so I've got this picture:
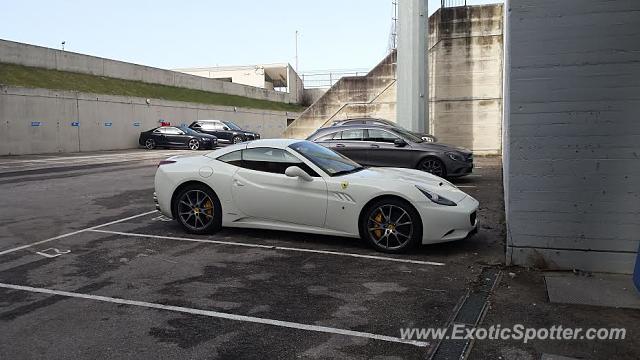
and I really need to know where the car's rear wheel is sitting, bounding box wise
[188,139,200,150]
[173,184,222,234]
[232,136,243,144]
[145,139,156,150]
[418,157,446,177]
[360,198,422,253]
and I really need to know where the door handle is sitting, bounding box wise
[335,144,346,148]
[233,179,245,187]
[370,144,380,148]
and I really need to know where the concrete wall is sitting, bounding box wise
[0,39,296,104]
[504,0,640,274]
[283,4,504,155]
[0,86,299,155]
[429,4,503,154]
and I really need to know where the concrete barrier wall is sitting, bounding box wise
[428,4,504,154]
[0,39,295,104]
[504,0,640,274]
[0,86,299,155]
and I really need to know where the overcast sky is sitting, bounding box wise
[0,0,497,73]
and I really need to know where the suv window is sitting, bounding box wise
[218,148,319,176]
[316,132,338,141]
[339,129,364,140]
[365,129,399,143]
[199,121,224,130]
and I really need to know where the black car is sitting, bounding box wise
[307,124,472,178]
[329,118,437,143]
[139,126,218,150]
[189,120,260,145]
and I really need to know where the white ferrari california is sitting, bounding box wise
[154,139,479,253]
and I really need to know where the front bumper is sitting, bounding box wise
[445,154,474,178]
[417,195,479,244]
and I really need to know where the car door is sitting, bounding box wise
[152,128,169,146]
[364,128,413,167]
[231,147,328,228]
[164,127,187,147]
[331,129,371,165]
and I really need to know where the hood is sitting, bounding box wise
[342,167,469,203]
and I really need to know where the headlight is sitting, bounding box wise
[201,137,209,141]
[422,136,434,142]
[416,185,457,206]
[447,152,464,162]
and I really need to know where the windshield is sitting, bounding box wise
[391,127,424,143]
[289,141,364,177]
[223,121,242,130]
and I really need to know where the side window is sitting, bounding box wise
[316,132,338,142]
[200,122,217,131]
[153,128,165,134]
[241,148,319,176]
[217,150,242,167]
[164,127,182,135]
[365,129,399,143]
[191,123,202,129]
[340,129,364,141]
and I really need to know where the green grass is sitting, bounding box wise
[0,62,305,112]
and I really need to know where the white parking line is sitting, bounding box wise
[0,210,158,257]
[0,282,429,347]
[89,229,445,266]
[456,185,477,189]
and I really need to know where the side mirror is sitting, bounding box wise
[394,138,407,147]
[223,126,230,131]
[285,166,313,182]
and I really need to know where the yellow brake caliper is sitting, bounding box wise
[204,199,213,217]
[373,212,383,239]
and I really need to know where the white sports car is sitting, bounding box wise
[154,139,479,253]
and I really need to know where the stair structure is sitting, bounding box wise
[283,51,397,139]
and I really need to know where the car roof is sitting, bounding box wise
[204,139,308,159]
[317,123,396,133]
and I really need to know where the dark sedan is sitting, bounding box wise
[189,120,260,144]
[307,124,472,178]
[139,126,218,150]
[329,118,437,143]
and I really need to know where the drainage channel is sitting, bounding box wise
[428,267,502,360]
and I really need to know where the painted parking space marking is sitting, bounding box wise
[0,210,158,257]
[0,282,429,347]
[89,229,446,266]
[456,185,477,189]
[35,248,70,258]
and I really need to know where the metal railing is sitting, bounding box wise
[441,0,467,7]
[301,69,370,89]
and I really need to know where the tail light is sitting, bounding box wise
[158,160,177,167]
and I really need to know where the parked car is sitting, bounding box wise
[139,126,217,150]
[329,118,437,143]
[307,124,473,178]
[188,120,260,144]
[154,139,478,253]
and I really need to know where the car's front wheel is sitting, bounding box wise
[173,184,222,234]
[145,139,156,150]
[232,136,243,144]
[360,198,422,253]
[188,139,200,150]
[418,157,446,177]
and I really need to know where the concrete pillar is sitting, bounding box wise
[396,0,428,133]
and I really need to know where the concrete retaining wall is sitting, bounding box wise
[0,86,298,155]
[0,39,295,104]
[429,4,503,154]
[504,0,640,274]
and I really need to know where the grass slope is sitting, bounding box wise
[0,62,304,112]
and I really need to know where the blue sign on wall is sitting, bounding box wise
[133,122,141,127]
[71,121,80,127]
[31,121,41,127]
[104,122,113,127]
